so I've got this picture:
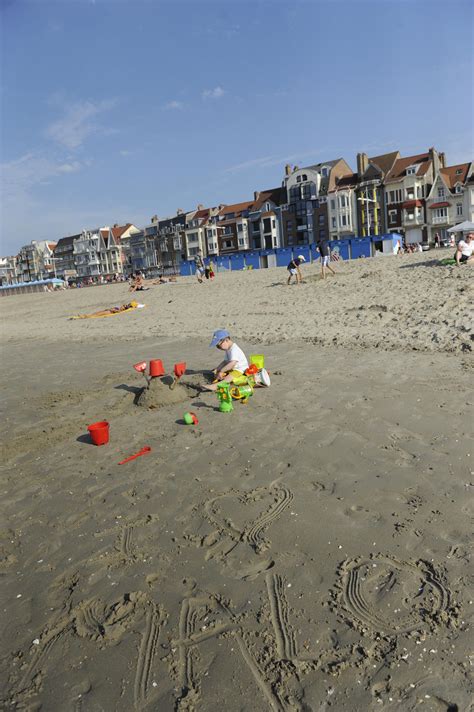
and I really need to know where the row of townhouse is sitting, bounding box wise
[128,146,473,275]
[3,146,472,284]
[2,224,141,284]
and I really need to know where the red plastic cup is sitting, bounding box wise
[149,359,165,377]
[87,420,110,446]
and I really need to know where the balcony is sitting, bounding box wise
[432,215,449,225]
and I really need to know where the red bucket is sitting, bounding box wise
[87,420,109,446]
[149,359,165,377]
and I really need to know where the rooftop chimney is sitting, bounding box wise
[439,152,446,168]
[197,203,204,210]
[429,147,440,174]
[285,164,292,176]
[254,190,260,201]
[176,208,184,215]
[150,215,159,224]
[357,152,369,177]
[293,165,299,172]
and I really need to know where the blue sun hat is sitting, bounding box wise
[210,329,230,347]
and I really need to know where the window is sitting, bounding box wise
[252,221,260,233]
[223,226,232,235]
[341,215,348,227]
[319,214,325,225]
[265,203,270,211]
[455,185,462,194]
[437,187,445,198]
[330,199,336,210]
[272,219,275,228]
[287,221,293,231]
[237,223,243,232]
[263,218,271,233]
[319,230,326,239]
[302,174,307,181]
[339,195,348,208]
[223,239,233,249]
[331,217,336,228]
[406,167,416,175]
[296,176,301,183]
[389,210,397,224]
[456,169,463,175]
[188,232,199,243]
[238,238,245,246]
[456,203,463,216]
[321,167,328,177]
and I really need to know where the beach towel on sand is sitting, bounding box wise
[439,258,456,266]
[70,302,145,319]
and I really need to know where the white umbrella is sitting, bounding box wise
[447,220,474,233]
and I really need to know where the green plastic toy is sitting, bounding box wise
[217,381,233,412]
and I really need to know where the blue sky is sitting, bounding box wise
[1,0,473,254]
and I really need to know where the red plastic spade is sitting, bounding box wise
[118,446,151,465]
[174,362,186,379]
[133,360,150,386]
[170,362,186,390]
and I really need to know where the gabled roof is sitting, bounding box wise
[368,151,400,176]
[440,163,471,190]
[253,187,285,208]
[54,235,77,250]
[218,200,254,217]
[111,223,133,240]
[385,152,431,182]
[331,172,358,191]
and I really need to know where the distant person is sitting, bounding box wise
[129,272,145,292]
[318,239,336,279]
[434,233,440,248]
[194,251,205,283]
[286,254,306,285]
[455,233,474,266]
[209,259,215,280]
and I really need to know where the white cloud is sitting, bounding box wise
[202,86,225,100]
[164,100,184,110]
[46,99,116,149]
[2,152,85,203]
[223,149,324,174]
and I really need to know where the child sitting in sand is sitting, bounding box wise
[203,329,249,391]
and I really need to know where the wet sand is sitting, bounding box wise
[1,254,473,711]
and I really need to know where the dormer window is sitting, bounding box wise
[296,176,301,183]
[455,184,462,194]
[406,166,416,175]
[321,167,328,177]
[456,169,463,175]
[302,174,307,181]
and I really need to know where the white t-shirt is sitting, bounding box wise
[225,343,249,373]
[458,240,473,257]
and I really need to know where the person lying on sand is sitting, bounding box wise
[455,233,474,266]
[71,301,141,319]
[202,329,249,391]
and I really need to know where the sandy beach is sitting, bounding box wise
[1,253,473,711]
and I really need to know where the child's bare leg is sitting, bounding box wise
[202,372,233,392]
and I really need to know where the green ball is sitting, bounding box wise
[183,412,194,425]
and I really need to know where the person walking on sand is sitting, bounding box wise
[209,259,215,280]
[455,233,474,266]
[434,232,440,248]
[318,238,336,279]
[194,251,205,283]
[286,254,306,285]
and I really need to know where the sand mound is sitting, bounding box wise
[136,376,193,409]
